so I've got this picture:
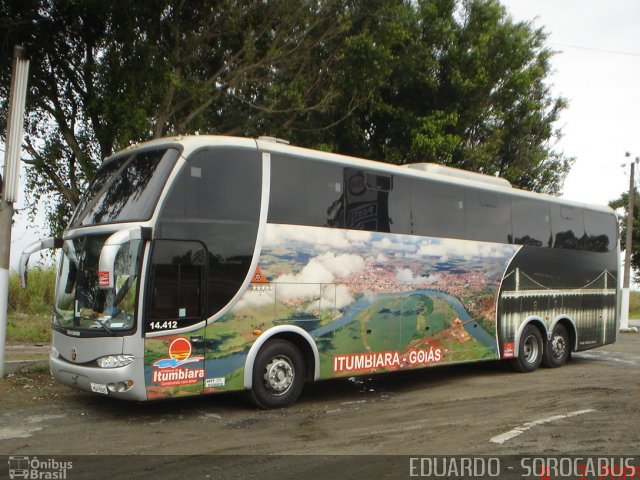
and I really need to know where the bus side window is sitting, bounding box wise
[159,148,261,317]
[386,175,412,235]
[365,173,392,191]
[342,168,389,231]
[147,240,206,329]
[412,179,466,239]
[584,210,616,252]
[269,155,306,226]
[465,188,511,243]
[511,197,551,247]
[550,205,585,249]
[305,161,344,228]
[269,155,344,228]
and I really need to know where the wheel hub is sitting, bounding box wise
[264,356,294,396]
[551,334,566,359]
[523,334,539,363]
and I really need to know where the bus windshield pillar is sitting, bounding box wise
[98,227,150,289]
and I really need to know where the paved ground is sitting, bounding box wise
[0,332,638,479]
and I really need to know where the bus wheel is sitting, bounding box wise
[250,339,304,409]
[509,324,543,373]
[542,324,570,368]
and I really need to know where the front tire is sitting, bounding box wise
[509,324,543,373]
[542,324,570,368]
[250,339,304,409]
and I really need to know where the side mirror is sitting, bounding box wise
[98,227,150,289]
[19,237,63,288]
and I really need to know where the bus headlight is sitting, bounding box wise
[96,355,135,368]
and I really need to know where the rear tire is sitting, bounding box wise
[509,324,543,373]
[542,323,570,368]
[249,339,304,409]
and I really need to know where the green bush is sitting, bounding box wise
[8,267,56,315]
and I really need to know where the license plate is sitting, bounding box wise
[91,383,108,394]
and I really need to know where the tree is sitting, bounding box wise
[0,0,573,235]
[291,0,572,195]
[1,0,366,234]
[610,192,640,280]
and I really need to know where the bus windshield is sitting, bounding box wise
[54,234,141,333]
[70,147,180,227]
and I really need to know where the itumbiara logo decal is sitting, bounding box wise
[152,338,205,386]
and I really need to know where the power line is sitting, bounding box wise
[551,42,640,58]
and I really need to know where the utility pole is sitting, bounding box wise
[620,152,639,333]
[0,45,30,376]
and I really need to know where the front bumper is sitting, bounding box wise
[50,352,147,401]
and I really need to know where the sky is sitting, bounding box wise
[500,0,640,206]
[4,0,640,270]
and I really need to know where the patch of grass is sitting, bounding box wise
[6,313,52,344]
[8,267,56,314]
[7,267,55,344]
[20,362,50,374]
[629,291,640,319]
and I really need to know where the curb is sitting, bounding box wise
[4,359,49,374]
[3,345,50,374]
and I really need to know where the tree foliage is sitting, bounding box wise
[0,0,573,234]
[300,0,572,192]
[609,191,639,280]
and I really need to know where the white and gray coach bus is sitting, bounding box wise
[20,136,618,408]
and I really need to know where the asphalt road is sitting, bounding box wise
[0,332,638,479]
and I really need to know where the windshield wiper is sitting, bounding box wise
[93,317,113,333]
[52,306,65,321]
[78,315,114,333]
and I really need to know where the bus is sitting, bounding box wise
[19,135,619,408]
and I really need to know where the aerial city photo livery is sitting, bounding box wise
[20,136,618,407]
